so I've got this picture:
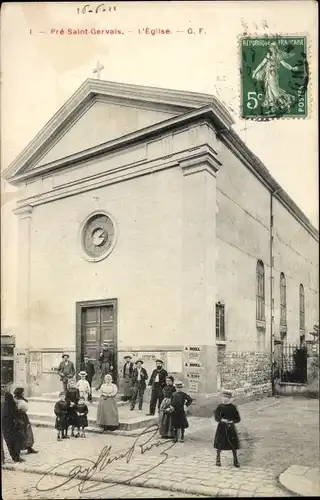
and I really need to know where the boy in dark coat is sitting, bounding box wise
[76,396,89,438]
[65,379,80,437]
[54,392,69,440]
[213,389,241,468]
[170,381,192,443]
[147,359,168,415]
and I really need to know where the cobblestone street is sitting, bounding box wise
[2,397,319,498]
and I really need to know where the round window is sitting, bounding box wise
[81,213,116,261]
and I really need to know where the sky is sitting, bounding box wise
[1,1,318,227]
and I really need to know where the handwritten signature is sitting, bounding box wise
[36,424,176,494]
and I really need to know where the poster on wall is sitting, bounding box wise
[14,348,28,385]
[166,352,183,373]
[42,352,64,373]
[184,345,202,362]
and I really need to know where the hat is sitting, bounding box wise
[79,371,87,376]
[62,353,70,358]
[84,354,89,358]
[156,359,163,364]
[135,359,144,365]
[175,381,184,388]
[124,355,132,360]
[221,389,233,398]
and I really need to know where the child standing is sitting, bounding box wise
[76,397,89,438]
[213,389,241,468]
[77,371,91,401]
[170,381,192,443]
[66,379,80,437]
[54,392,69,441]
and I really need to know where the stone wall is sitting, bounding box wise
[218,351,271,390]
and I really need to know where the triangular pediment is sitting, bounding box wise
[3,79,234,185]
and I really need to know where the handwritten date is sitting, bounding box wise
[77,4,117,15]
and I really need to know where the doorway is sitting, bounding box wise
[76,299,118,384]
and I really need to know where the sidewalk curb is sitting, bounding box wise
[29,419,145,437]
[1,463,225,497]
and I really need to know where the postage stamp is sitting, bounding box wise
[240,36,309,119]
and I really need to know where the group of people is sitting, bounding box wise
[1,386,38,464]
[56,349,242,465]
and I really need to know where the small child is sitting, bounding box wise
[66,379,80,437]
[76,396,89,438]
[76,371,91,402]
[170,381,192,443]
[213,389,241,468]
[54,392,69,441]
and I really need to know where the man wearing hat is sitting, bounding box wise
[96,343,114,390]
[147,359,168,416]
[122,355,134,402]
[57,354,75,394]
[130,360,148,411]
[80,355,95,402]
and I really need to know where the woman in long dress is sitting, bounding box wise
[96,374,119,432]
[159,376,176,438]
[1,390,24,462]
[252,41,299,113]
[13,387,38,454]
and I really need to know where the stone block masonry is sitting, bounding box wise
[218,351,272,390]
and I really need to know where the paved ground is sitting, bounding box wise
[2,397,319,498]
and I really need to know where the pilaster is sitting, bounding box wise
[180,146,221,396]
[14,204,33,349]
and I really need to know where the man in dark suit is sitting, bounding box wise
[130,360,148,411]
[57,354,75,393]
[147,359,168,415]
[81,355,95,402]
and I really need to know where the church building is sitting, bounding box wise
[3,79,319,406]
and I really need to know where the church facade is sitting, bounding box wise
[4,79,319,406]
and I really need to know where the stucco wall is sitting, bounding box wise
[26,166,183,350]
[216,145,271,352]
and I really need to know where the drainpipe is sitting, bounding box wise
[270,188,280,396]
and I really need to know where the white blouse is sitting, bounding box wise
[100,383,118,398]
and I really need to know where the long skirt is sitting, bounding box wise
[96,397,119,430]
[159,401,174,438]
[18,413,34,450]
[171,409,189,430]
[2,423,23,460]
[214,422,240,450]
[123,377,133,399]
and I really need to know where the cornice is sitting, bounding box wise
[180,145,221,177]
[3,79,234,181]
[13,204,33,218]
[6,106,228,186]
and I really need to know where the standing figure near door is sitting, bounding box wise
[130,360,148,411]
[122,355,134,402]
[57,354,75,394]
[96,343,114,390]
[147,359,168,416]
[81,355,95,402]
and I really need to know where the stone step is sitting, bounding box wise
[39,389,125,403]
[27,398,157,431]
[28,396,128,407]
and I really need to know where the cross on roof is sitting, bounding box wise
[92,61,104,80]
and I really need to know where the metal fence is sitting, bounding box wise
[279,343,308,384]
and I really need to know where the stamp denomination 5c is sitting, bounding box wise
[241,36,308,119]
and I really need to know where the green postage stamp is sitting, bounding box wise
[241,36,308,119]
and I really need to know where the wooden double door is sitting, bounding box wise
[76,299,118,384]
